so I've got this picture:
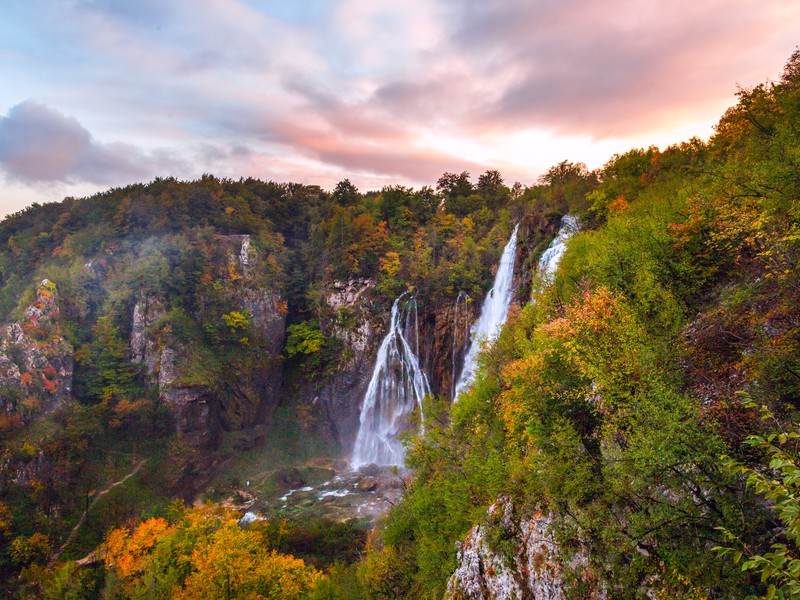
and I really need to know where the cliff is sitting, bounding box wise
[446,498,605,600]
[0,279,73,420]
[129,234,287,450]
[287,278,376,451]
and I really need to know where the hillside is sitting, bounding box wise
[0,48,798,599]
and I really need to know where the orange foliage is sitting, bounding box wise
[497,287,646,449]
[106,517,174,579]
[110,398,150,429]
[607,195,629,212]
[104,505,320,598]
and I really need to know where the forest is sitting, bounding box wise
[0,49,799,598]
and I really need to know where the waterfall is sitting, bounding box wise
[351,294,431,469]
[453,224,519,400]
[536,215,580,283]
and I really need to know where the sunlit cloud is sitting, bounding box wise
[1,0,799,217]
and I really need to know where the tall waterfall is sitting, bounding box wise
[453,224,519,400]
[351,294,430,469]
[536,215,580,283]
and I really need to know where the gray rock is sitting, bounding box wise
[446,497,605,600]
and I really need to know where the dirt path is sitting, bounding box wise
[51,457,147,564]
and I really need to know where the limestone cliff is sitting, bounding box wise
[0,279,73,417]
[129,235,286,449]
[446,497,605,600]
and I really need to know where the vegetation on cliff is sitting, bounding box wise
[0,142,542,594]
[355,48,800,598]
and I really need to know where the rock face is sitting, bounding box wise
[130,295,165,383]
[311,278,377,450]
[514,213,564,303]
[157,345,220,449]
[446,497,605,600]
[0,280,73,416]
[129,235,287,449]
[418,298,476,400]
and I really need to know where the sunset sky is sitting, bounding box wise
[1,0,798,217]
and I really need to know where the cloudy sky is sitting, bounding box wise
[1,0,798,218]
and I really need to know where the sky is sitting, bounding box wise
[1,0,799,218]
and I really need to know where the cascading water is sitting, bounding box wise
[351,294,430,469]
[453,224,519,400]
[536,215,580,283]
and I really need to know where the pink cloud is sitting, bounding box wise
[270,119,482,183]
[442,0,800,136]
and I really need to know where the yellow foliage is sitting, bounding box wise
[177,525,320,599]
[228,260,241,281]
[380,251,401,278]
[104,505,320,599]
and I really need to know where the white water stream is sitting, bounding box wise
[536,215,580,283]
[453,224,519,400]
[351,294,430,469]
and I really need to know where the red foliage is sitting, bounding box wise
[42,365,57,381]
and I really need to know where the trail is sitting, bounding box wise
[51,457,147,564]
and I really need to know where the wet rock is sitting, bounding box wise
[274,468,306,489]
[356,463,382,477]
[357,476,378,492]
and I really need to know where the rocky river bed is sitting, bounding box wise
[232,464,407,525]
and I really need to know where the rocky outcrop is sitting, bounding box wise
[515,213,564,303]
[158,345,220,448]
[130,295,165,384]
[0,280,73,416]
[129,235,287,449]
[219,288,286,431]
[446,497,605,600]
[216,234,255,272]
